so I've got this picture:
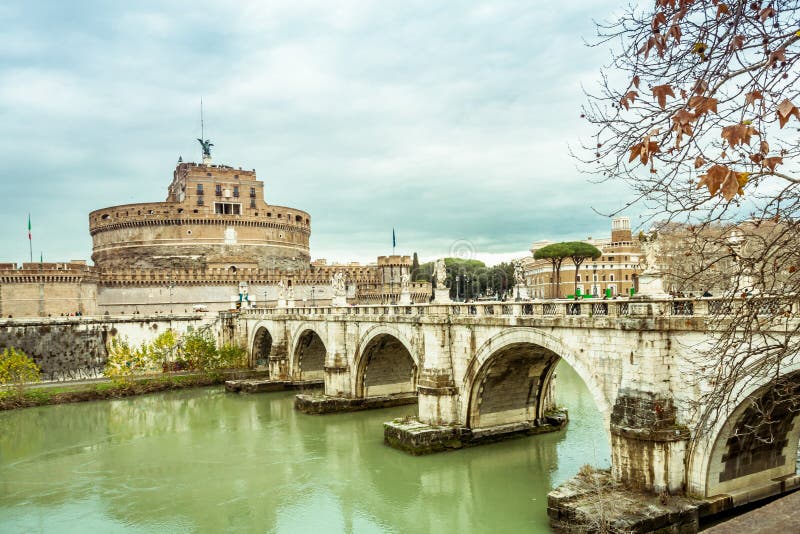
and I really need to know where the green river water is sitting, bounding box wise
[0,362,609,533]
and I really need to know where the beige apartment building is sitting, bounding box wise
[521,217,642,299]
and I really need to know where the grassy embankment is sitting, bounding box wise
[0,369,268,411]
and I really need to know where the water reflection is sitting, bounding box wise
[0,362,609,533]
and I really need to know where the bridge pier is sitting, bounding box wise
[609,389,690,494]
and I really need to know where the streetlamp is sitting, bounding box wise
[455,275,461,301]
[311,285,316,306]
[592,264,598,297]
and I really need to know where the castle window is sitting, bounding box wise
[250,199,256,208]
[101,214,110,220]
[206,172,212,177]
[295,215,302,222]
[196,184,203,195]
[250,187,256,198]
[233,186,239,198]
[610,274,615,281]
[267,212,272,217]
[197,198,204,206]
[214,202,241,215]
[215,185,222,196]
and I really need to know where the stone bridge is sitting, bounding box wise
[231,297,800,507]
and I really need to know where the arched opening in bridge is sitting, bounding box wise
[293,330,326,381]
[704,370,800,498]
[252,327,272,369]
[467,342,560,430]
[357,334,417,398]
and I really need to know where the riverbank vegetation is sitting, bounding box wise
[0,330,253,412]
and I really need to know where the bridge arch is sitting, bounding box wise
[353,324,418,399]
[688,364,800,498]
[289,323,328,381]
[250,323,274,368]
[461,327,612,430]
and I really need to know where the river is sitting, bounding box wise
[0,362,610,533]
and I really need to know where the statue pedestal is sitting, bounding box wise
[516,287,529,301]
[433,288,451,303]
[398,291,412,305]
[331,294,347,307]
[287,299,295,308]
[276,299,287,308]
[635,272,670,300]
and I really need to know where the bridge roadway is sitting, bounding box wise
[231,296,800,511]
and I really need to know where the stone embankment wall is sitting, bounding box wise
[0,315,212,381]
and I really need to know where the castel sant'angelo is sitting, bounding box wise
[0,142,430,317]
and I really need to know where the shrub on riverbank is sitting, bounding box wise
[0,347,41,397]
[104,328,248,383]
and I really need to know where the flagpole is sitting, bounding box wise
[28,213,32,263]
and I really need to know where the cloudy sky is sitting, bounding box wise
[1,0,635,266]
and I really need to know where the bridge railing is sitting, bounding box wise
[242,296,798,320]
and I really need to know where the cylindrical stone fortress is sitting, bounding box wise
[89,161,311,271]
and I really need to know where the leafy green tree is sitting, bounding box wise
[565,242,602,297]
[0,347,41,395]
[534,243,572,298]
[217,344,248,369]
[182,329,218,371]
[104,337,160,382]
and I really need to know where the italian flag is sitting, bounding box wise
[28,213,31,241]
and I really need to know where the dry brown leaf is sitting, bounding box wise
[692,79,708,95]
[620,90,639,110]
[628,139,660,165]
[689,95,718,115]
[721,124,757,147]
[697,164,731,197]
[763,157,783,172]
[744,90,763,108]
[777,99,800,128]
[632,75,640,89]
[749,153,764,164]
[759,6,776,22]
[694,156,705,168]
[652,12,667,31]
[672,109,696,125]
[729,35,745,51]
[760,140,769,154]
[652,84,675,109]
[768,48,786,67]
[657,0,676,8]
[716,3,729,18]
[668,24,682,43]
